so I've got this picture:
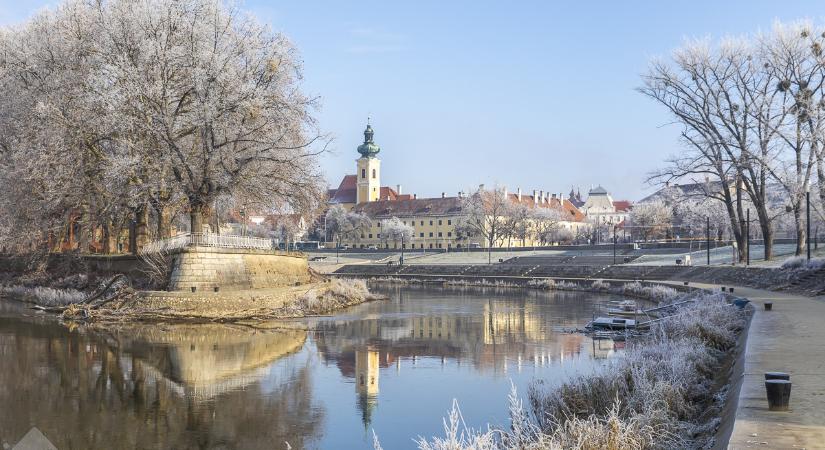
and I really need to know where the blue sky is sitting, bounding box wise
[2,1,823,200]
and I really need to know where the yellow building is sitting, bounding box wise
[328,122,589,249]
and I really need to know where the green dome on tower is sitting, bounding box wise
[357,122,381,158]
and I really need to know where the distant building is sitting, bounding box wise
[580,185,631,227]
[327,121,589,249]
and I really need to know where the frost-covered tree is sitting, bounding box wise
[629,200,673,241]
[0,0,325,255]
[379,217,414,249]
[532,207,566,246]
[457,186,510,263]
[325,205,371,250]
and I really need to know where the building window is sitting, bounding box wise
[438,220,442,225]
[361,234,364,239]
[429,243,433,249]
[402,244,406,249]
[429,232,433,237]
[368,234,372,238]
[437,243,442,248]
[448,220,452,225]
[377,222,381,227]
[372,169,376,179]
[448,232,452,237]
[429,220,433,226]
[420,233,424,237]
[438,232,442,237]
[377,233,381,238]
[420,220,424,226]
[361,168,366,178]
[403,221,406,225]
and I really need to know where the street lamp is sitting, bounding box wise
[807,190,812,261]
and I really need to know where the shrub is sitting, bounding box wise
[0,284,86,306]
[591,280,610,291]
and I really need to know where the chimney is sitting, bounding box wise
[479,184,485,192]
[503,187,508,199]
[441,192,446,198]
[414,193,417,199]
[396,184,402,195]
[539,190,544,204]
[533,190,538,205]
[517,187,522,201]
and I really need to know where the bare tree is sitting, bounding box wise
[458,186,510,264]
[629,200,673,241]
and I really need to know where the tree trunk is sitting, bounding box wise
[135,204,149,251]
[102,221,116,254]
[190,204,205,234]
[793,203,806,256]
[156,204,172,239]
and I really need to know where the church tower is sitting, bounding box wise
[356,121,381,204]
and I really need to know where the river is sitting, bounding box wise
[0,284,632,449]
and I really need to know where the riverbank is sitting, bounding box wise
[664,282,825,449]
[409,289,751,449]
[0,272,384,323]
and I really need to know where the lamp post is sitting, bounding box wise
[746,208,750,266]
[706,216,711,266]
[612,225,617,265]
[400,234,405,265]
[807,190,811,261]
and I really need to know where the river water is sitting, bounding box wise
[0,285,630,449]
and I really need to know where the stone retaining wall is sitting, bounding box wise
[168,247,309,292]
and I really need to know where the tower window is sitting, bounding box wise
[372,169,376,179]
[361,168,366,178]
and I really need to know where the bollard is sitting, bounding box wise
[764,302,773,311]
[765,379,791,411]
[764,372,790,381]
[190,286,197,293]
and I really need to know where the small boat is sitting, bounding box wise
[606,308,648,318]
[617,300,637,311]
[588,317,638,330]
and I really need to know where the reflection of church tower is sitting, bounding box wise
[356,120,381,204]
[355,348,380,428]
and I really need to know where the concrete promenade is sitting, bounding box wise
[676,282,825,449]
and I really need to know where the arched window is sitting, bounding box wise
[361,168,366,178]
[372,169,376,179]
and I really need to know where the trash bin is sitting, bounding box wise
[764,372,790,381]
[765,379,791,411]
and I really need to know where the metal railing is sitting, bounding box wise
[140,232,273,254]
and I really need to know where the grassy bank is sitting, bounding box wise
[1,271,382,323]
[407,292,749,450]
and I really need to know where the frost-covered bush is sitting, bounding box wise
[781,256,825,271]
[620,281,678,301]
[591,280,610,291]
[527,278,555,290]
[294,278,373,314]
[0,285,86,306]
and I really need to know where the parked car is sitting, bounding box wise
[469,242,481,249]
[341,244,351,250]
[367,244,378,250]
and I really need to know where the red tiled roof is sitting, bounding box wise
[379,186,398,201]
[352,197,464,217]
[351,194,586,222]
[330,175,357,204]
[613,200,632,212]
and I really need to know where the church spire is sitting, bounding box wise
[357,119,380,157]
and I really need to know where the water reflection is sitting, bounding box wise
[0,285,629,449]
[0,314,322,449]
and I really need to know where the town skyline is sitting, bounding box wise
[3,0,824,200]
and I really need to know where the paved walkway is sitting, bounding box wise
[681,283,825,449]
